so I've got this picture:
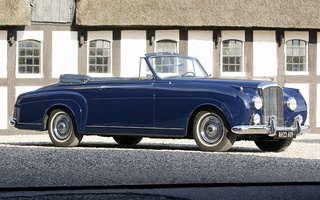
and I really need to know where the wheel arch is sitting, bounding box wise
[44,101,87,133]
[186,105,231,139]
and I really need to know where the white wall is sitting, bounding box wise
[0,87,7,129]
[188,31,213,75]
[317,32,320,76]
[317,84,320,127]
[16,31,44,78]
[120,31,146,77]
[52,31,78,78]
[221,30,245,77]
[285,83,310,126]
[0,31,7,78]
[15,86,42,100]
[87,31,113,77]
[253,31,277,77]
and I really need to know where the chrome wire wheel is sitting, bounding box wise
[198,114,224,145]
[53,114,72,140]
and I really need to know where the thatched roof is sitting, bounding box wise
[0,0,30,26]
[76,0,320,29]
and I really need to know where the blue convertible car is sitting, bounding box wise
[10,52,310,152]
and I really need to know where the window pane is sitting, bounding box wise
[97,49,103,56]
[223,57,228,64]
[97,66,103,73]
[27,58,33,65]
[90,49,95,56]
[34,49,40,56]
[104,66,109,73]
[286,40,307,72]
[89,40,111,74]
[89,58,95,64]
[19,41,25,48]
[34,66,40,73]
[34,58,39,65]
[97,57,103,64]
[26,49,33,56]
[89,65,96,73]
[19,66,25,73]
[293,40,299,46]
[26,41,33,48]
[19,49,25,56]
[26,66,33,73]
[89,41,96,48]
[222,40,243,72]
[19,58,25,65]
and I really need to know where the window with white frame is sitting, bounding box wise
[156,40,177,53]
[89,40,111,74]
[222,40,243,72]
[18,40,41,74]
[286,39,306,72]
[155,40,178,74]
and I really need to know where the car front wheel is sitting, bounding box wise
[193,111,236,152]
[254,139,293,152]
[48,109,83,147]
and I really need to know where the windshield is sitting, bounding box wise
[149,56,208,79]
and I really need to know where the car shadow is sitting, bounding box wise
[1,141,263,153]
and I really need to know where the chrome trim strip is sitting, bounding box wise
[231,115,310,136]
[86,125,184,131]
[257,82,281,90]
[14,122,42,126]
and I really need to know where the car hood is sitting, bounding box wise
[166,77,274,89]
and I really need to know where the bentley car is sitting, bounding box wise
[10,52,310,152]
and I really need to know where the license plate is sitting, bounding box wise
[276,131,296,139]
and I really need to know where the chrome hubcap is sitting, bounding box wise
[199,115,224,145]
[53,114,71,140]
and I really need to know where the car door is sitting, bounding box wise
[96,79,155,131]
[154,80,197,136]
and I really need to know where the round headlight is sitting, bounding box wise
[287,97,297,111]
[253,96,263,110]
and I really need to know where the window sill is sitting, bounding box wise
[285,71,309,76]
[16,74,43,78]
[221,72,246,77]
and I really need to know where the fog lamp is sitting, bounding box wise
[253,114,261,125]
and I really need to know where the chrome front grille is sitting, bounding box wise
[261,85,284,126]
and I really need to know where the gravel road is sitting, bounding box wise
[0,133,319,188]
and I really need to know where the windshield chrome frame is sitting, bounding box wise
[146,55,209,80]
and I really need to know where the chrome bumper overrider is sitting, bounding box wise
[9,119,16,127]
[231,115,310,137]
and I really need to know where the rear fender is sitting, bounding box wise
[43,91,88,133]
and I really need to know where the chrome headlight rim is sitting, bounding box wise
[287,97,297,111]
[253,96,263,110]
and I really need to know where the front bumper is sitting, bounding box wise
[231,115,310,137]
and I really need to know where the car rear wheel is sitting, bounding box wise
[113,136,143,145]
[193,111,236,152]
[254,139,293,152]
[48,109,83,147]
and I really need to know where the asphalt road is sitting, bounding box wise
[0,133,320,199]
